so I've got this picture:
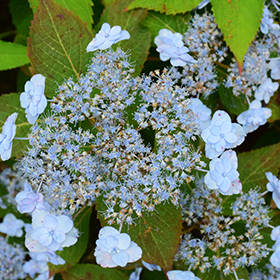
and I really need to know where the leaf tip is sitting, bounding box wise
[237,60,243,75]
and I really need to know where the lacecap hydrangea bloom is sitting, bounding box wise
[20,74,47,125]
[86,22,130,52]
[201,110,245,159]
[94,226,142,268]
[25,209,78,252]
[0,112,17,161]
[155,29,197,67]
[237,100,271,133]
[204,150,242,195]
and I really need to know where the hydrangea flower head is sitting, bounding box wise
[167,270,201,280]
[255,78,279,103]
[86,23,130,52]
[155,29,197,67]
[25,209,78,252]
[237,100,271,133]
[204,150,241,195]
[94,226,142,268]
[0,213,24,237]
[23,258,49,279]
[20,74,47,125]
[266,172,280,208]
[201,110,245,159]
[0,112,17,161]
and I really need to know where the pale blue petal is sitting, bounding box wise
[112,251,129,267]
[116,233,131,250]
[43,215,58,230]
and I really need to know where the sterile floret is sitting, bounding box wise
[86,23,130,52]
[0,112,17,161]
[255,78,279,103]
[237,100,271,133]
[204,150,242,195]
[167,270,201,280]
[155,29,197,67]
[20,74,47,125]
[201,110,245,159]
[94,226,142,268]
[0,213,24,237]
[266,172,280,209]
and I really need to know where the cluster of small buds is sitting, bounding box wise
[0,167,27,206]
[180,13,226,97]
[176,179,270,276]
[225,41,270,97]
[0,236,27,280]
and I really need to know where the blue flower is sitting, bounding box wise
[94,226,142,268]
[20,74,47,124]
[86,23,130,52]
[255,78,279,103]
[266,172,280,209]
[237,100,271,133]
[201,110,245,159]
[0,112,17,161]
[0,213,24,237]
[270,58,280,80]
[15,190,49,214]
[25,209,78,252]
[167,270,201,280]
[154,29,197,67]
[204,150,242,195]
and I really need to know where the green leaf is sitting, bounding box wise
[218,84,249,115]
[267,91,280,122]
[9,0,33,37]
[125,0,201,15]
[211,0,264,67]
[0,93,31,159]
[0,41,29,71]
[196,267,249,280]
[238,142,280,192]
[60,264,128,280]
[28,0,93,25]
[28,0,93,98]
[97,0,151,75]
[143,11,191,45]
[50,206,93,274]
[97,198,182,272]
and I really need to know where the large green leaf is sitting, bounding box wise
[125,0,201,15]
[0,93,31,159]
[28,0,93,25]
[60,264,128,280]
[238,142,280,192]
[0,41,29,71]
[143,11,190,45]
[28,0,93,98]
[50,206,93,274]
[97,198,182,272]
[97,0,151,75]
[211,0,263,68]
